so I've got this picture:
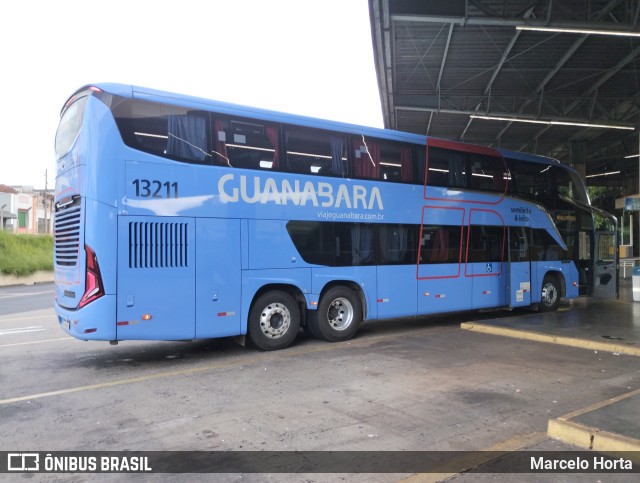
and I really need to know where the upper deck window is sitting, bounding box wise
[352,137,414,183]
[112,99,211,164]
[509,159,588,204]
[285,127,347,177]
[214,118,279,169]
[427,146,508,193]
[109,98,430,187]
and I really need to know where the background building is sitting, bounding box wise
[0,184,53,235]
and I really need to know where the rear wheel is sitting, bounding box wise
[308,286,362,342]
[248,291,300,351]
[539,274,560,312]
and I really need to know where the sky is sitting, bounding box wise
[0,0,383,189]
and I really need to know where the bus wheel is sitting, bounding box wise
[540,275,560,312]
[248,291,300,351]
[309,286,362,342]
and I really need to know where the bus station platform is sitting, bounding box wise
[461,277,640,456]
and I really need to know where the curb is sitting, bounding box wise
[0,271,54,287]
[460,322,640,357]
[547,388,640,459]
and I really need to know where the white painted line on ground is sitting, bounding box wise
[0,314,54,323]
[0,337,72,348]
[0,290,55,299]
[0,326,46,336]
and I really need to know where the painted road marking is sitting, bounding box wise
[0,337,72,348]
[0,326,45,335]
[0,290,55,299]
[0,314,54,323]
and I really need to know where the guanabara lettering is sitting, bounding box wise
[218,174,384,210]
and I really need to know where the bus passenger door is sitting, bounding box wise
[466,210,506,310]
[507,227,531,308]
[592,231,618,299]
[117,216,196,340]
[195,218,242,338]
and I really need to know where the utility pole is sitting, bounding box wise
[44,170,49,235]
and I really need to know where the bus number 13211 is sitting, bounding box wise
[132,179,179,199]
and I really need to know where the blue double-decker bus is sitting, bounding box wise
[54,84,617,350]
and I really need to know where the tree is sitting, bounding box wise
[587,186,623,214]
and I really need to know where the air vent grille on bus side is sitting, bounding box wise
[54,200,81,267]
[128,222,189,268]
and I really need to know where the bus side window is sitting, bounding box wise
[377,224,415,264]
[286,221,335,266]
[425,147,449,187]
[509,158,547,201]
[509,227,530,262]
[214,119,280,170]
[166,111,210,164]
[352,137,380,180]
[285,127,347,177]
[468,225,504,263]
[352,137,414,183]
[112,99,212,165]
[380,141,413,183]
[467,153,507,193]
[426,147,466,188]
[531,229,568,261]
[420,225,462,264]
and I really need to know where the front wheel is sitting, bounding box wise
[248,291,300,351]
[539,275,560,312]
[308,286,362,342]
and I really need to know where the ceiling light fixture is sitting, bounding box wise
[624,154,640,159]
[586,171,621,178]
[516,25,640,38]
[469,115,635,131]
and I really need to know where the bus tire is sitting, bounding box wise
[308,286,362,342]
[539,274,560,312]
[248,291,300,351]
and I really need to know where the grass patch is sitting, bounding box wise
[0,232,54,277]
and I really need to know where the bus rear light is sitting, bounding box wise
[63,94,77,110]
[78,245,105,308]
[84,328,97,334]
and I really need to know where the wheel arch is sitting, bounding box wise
[248,283,308,326]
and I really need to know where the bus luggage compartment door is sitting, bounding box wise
[195,218,241,338]
[117,216,196,340]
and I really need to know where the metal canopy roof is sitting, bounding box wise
[369,0,640,183]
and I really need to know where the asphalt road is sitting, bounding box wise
[0,282,56,316]
[1,284,638,482]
